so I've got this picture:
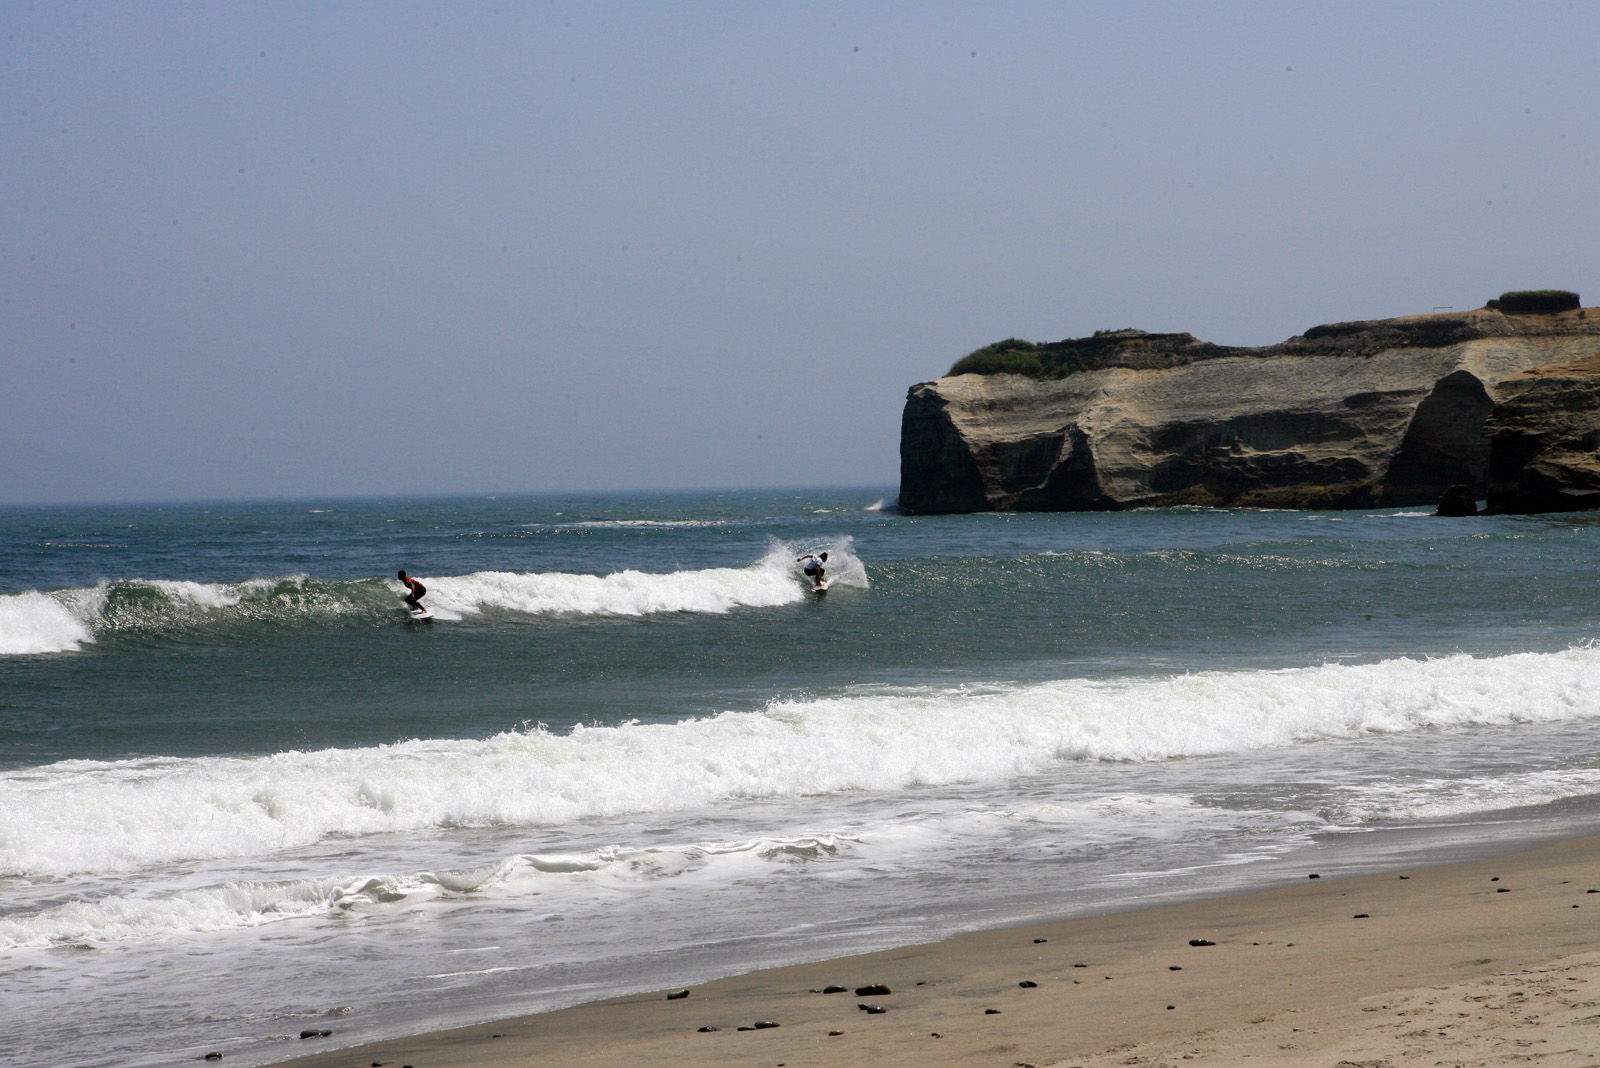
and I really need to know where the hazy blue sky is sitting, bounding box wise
[4,1,1597,504]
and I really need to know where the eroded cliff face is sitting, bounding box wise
[1487,355,1600,514]
[900,307,1600,513]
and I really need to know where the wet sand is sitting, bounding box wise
[268,833,1600,1068]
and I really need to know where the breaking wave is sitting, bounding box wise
[7,645,1600,879]
[0,541,867,653]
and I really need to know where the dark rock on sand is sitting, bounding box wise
[299,1029,332,1039]
[858,1003,887,1014]
[821,984,848,993]
[1019,980,1037,988]
[666,989,689,999]
[1354,913,1370,918]
[1309,873,1320,879]
[1033,938,1047,943]
[855,984,891,996]
[985,1008,1001,1014]
[203,1054,222,1062]
[697,1026,718,1032]
[752,1020,780,1029]
[1169,966,1182,971]
[1188,938,1215,946]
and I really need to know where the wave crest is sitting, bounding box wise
[0,541,868,653]
[6,646,1600,878]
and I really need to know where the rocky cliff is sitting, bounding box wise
[900,304,1600,514]
[1486,354,1600,513]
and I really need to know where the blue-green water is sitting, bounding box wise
[6,489,1600,1067]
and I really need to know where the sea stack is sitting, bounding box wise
[899,292,1600,515]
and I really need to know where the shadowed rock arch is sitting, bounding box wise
[1380,370,1493,505]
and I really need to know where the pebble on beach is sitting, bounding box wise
[298,1030,332,1040]
[821,984,848,994]
[666,989,690,999]
[697,1026,718,1033]
[1019,980,1038,988]
[985,1008,1001,1014]
[858,1003,887,1014]
[1188,938,1215,946]
[854,984,891,996]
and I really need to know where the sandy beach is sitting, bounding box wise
[267,832,1600,1068]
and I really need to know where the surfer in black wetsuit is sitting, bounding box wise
[797,551,828,589]
[398,570,427,612]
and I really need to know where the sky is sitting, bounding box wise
[3,1,1597,505]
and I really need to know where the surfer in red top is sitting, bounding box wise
[398,570,427,612]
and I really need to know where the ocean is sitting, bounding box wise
[5,488,1600,1067]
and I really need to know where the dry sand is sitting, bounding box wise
[269,834,1600,1068]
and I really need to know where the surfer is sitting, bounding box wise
[796,551,828,589]
[398,570,427,612]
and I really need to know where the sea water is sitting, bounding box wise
[5,489,1600,1067]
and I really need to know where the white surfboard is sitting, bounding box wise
[811,580,829,593]
[405,606,433,621]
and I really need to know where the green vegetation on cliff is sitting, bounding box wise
[945,295,1586,381]
[1487,290,1581,315]
[948,329,1219,378]
[948,338,1045,376]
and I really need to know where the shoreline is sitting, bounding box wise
[266,829,1600,1068]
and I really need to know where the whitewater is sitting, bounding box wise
[5,490,1600,1068]
[0,540,867,654]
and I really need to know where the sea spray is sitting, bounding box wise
[0,590,95,654]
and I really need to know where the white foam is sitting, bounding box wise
[1336,768,1600,823]
[7,646,1600,880]
[145,579,249,609]
[0,832,864,948]
[547,519,735,529]
[0,591,96,654]
[415,542,864,621]
[0,546,854,650]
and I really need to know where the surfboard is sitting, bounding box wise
[811,580,829,594]
[405,606,433,621]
